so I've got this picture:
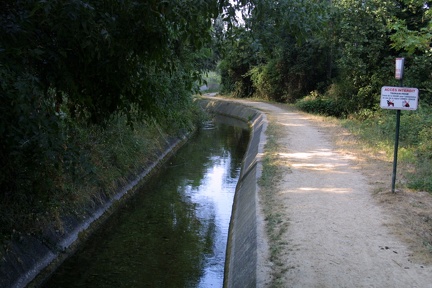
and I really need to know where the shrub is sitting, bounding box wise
[296,91,349,117]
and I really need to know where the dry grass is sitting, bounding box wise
[259,121,292,287]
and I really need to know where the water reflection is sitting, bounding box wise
[44,120,249,288]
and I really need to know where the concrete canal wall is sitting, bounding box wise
[1,137,189,288]
[1,97,268,288]
[199,98,269,288]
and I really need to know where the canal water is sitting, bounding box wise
[43,117,250,288]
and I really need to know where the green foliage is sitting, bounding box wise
[0,111,199,242]
[331,0,393,110]
[248,0,328,49]
[248,60,285,101]
[218,26,259,97]
[0,0,227,245]
[330,0,432,111]
[220,0,331,101]
[411,122,432,191]
[388,0,432,54]
[403,50,432,104]
[0,0,223,125]
[1,0,431,250]
[296,91,349,117]
[390,21,432,54]
[220,0,431,114]
[201,71,221,92]
[0,67,78,221]
[342,105,432,192]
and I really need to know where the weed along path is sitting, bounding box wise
[218,98,432,287]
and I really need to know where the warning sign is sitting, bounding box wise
[380,86,419,110]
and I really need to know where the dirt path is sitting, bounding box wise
[230,99,432,287]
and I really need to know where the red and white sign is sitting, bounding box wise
[380,86,419,110]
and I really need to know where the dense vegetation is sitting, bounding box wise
[0,0,431,260]
[0,0,240,246]
[219,0,432,191]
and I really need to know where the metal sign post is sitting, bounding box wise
[392,110,401,193]
[380,58,419,193]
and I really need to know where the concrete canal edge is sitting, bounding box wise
[1,136,189,288]
[1,97,269,288]
[199,98,270,288]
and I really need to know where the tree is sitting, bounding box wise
[219,25,261,97]
[331,0,432,109]
[219,0,331,101]
[388,0,432,103]
[0,0,228,124]
[0,0,239,234]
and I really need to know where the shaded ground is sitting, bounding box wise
[225,98,432,287]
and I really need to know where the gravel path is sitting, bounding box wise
[231,99,432,288]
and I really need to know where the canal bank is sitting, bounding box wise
[199,98,270,288]
[2,135,189,288]
[1,98,269,288]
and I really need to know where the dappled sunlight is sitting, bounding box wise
[277,113,310,120]
[275,115,310,127]
[280,186,353,195]
[296,187,353,194]
[279,122,306,127]
[291,162,349,173]
[275,148,363,191]
[275,149,361,174]
[280,150,333,160]
[278,149,359,163]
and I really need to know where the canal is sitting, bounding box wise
[43,116,250,288]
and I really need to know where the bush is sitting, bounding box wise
[249,60,286,102]
[0,99,201,247]
[346,104,432,192]
[410,122,432,191]
[296,91,349,117]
